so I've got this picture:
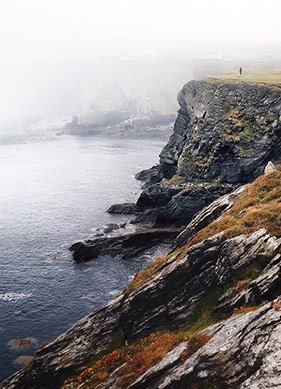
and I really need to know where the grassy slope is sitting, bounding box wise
[205,70,281,86]
[63,170,281,388]
[126,168,281,293]
[63,76,281,388]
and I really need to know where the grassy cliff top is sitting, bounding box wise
[205,70,281,86]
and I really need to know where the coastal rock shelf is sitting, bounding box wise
[70,227,182,262]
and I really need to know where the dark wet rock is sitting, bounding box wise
[154,182,237,226]
[136,181,185,209]
[135,165,164,186]
[107,203,136,214]
[70,227,183,262]
[130,80,281,227]
[175,184,246,248]
[133,181,237,226]
[158,80,281,185]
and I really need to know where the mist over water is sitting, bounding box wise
[0,56,194,143]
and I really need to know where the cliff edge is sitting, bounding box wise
[2,72,281,389]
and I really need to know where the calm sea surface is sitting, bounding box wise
[0,137,166,382]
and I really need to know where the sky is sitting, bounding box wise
[0,0,281,60]
[0,0,280,135]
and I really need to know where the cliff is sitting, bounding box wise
[132,76,281,226]
[159,79,281,183]
[2,73,281,389]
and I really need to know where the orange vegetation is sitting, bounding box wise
[180,333,213,360]
[232,305,261,316]
[63,332,212,388]
[125,170,281,294]
[235,279,251,292]
[175,170,281,259]
[124,256,166,295]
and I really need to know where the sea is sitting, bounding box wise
[0,136,167,382]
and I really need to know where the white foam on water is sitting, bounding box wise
[108,289,119,297]
[0,292,32,302]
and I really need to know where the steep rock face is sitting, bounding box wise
[128,303,281,389]
[175,185,246,247]
[159,80,281,184]
[3,81,281,389]
[131,80,281,227]
[3,224,281,389]
[135,181,236,226]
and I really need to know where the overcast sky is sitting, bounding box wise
[0,0,280,134]
[0,0,281,59]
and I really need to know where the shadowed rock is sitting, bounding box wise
[107,203,136,214]
[70,227,183,262]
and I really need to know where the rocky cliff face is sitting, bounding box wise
[159,80,281,183]
[2,79,281,389]
[3,167,281,389]
[129,80,281,228]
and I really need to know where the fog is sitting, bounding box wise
[0,0,281,141]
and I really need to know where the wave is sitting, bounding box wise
[0,292,32,302]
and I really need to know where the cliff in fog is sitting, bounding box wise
[2,72,281,389]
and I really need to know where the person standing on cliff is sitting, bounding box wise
[239,67,242,75]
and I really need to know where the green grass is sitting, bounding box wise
[205,70,281,86]
[179,289,225,334]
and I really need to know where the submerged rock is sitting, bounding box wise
[7,338,38,352]
[13,356,33,368]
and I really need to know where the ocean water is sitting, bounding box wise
[0,136,166,382]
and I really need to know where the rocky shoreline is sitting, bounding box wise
[70,78,281,264]
[70,226,182,262]
[2,76,281,388]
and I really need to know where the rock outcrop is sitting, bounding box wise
[2,78,281,389]
[70,227,182,262]
[264,160,277,174]
[105,80,281,262]
[158,80,281,184]
[128,303,281,389]
[130,79,281,227]
[3,217,281,388]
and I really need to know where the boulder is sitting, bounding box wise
[107,203,136,214]
[264,160,277,174]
